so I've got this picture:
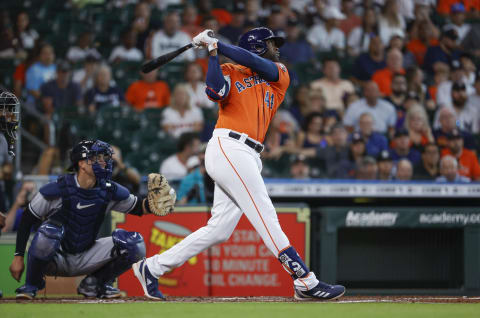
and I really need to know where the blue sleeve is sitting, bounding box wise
[217,42,279,82]
[205,55,230,101]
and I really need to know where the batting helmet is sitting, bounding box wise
[238,27,285,56]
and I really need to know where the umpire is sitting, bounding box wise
[9,139,175,299]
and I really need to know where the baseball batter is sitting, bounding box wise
[133,27,345,301]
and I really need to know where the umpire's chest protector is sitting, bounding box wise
[40,174,128,254]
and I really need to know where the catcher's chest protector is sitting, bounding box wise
[45,174,114,254]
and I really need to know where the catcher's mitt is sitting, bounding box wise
[146,173,176,216]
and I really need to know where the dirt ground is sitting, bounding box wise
[2,295,480,304]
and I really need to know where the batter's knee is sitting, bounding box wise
[30,222,64,261]
[112,229,146,263]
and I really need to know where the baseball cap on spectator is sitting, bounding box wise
[351,132,363,143]
[442,28,458,41]
[447,128,463,140]
[377,150,392,162]
[394,128,409,138]
[451,3,466,13]
[323,6,346,20]
[452,81,467,91]
[56,60,71,72]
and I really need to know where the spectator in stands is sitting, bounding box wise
[184,62,215,109]
[160,132,201,181]
[125,68,170,112]
[444,3,471,43]
[437,0,480,16]
[389,128,421,165]
[149,11,195,62]
[288,85,311,128]
[466,70,480,114]
[40,60,82,118]
[378,0,406,45]
[357,112,388,158]
[377,150,394,180]
[13,46,37,98]
[219,2,246,44]
[387,35,416,69]
[0,11,16,58]
[262,113,296,160]
[266,5,288,34]
[384,73,407,117]
[162,83,204,139]
[177,149,208,204]
[436,60,475,109]
[343,81,396,136]
[372,48,405,96]
[460,53,476,87]
[108,29,143,64]
[111,145,141,195]
[407,19,439,66]
[84,64,124,114]
[406,66,434,110]
[13,11,38,52]
[441,128,480,181]
[181,4,202,39]
[307,6,346,53]
[436,155,471,183]
[355,156,378,180]
[310,57,355,114]
[395,159,413,181]
[66,31,101,63]
[244,0,262,26]
[461,23,480,58]
[318,123,350,179]
[423,28,461,75]
[131,1,153,53]
[435,81,479,134]
[1,181,36,233]
[295,112,328,156]
[338,0,361,36]
[25,43,56,104]
[289,154,311,180]
[346,132,367,178]
[72,52,100,94]
[279,18,314,65]
[413,143,441,181]
[353,36,386,82]
[405,104,434,151]
[434,106,476,150]
[347,7,378,57]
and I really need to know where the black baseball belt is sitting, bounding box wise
[228,131,264,153]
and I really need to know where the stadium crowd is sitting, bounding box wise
[0,0,480,210]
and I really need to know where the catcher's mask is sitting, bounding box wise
[69,139,114,182]
[0,90,20,157]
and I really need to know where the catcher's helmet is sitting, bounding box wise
[238,27,285,56]
[0,89,20,157]
[69,139,114,182]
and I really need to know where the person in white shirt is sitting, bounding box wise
[66,31,101,63]
[162,83,204,139]
[347,7,378,56]
[72,53,100,94]
[343,81,396,135]
[378,0,405,45]
[436,60,475,109]
[109,29,143,63]
[444,3,471,43]
[149,11,195,62]
[183,62,215,109]
[159,132,201,181]
[307,6,346,52]
[310,57,355,113]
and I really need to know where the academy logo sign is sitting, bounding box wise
[345,210,398,227]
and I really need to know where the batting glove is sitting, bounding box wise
[193,29,218,52]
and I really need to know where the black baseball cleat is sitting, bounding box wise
[294,281,346,301]
[77,276,122,299]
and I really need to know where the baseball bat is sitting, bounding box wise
[141,31,214,73]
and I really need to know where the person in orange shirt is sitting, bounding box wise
[371,48,405,96]
[406,20,439,65]
[437,0,480,16]
[125,68,170,111]
[132,27,345,302]
[441,128,480,180]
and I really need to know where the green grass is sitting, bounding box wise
[2,303,480,318]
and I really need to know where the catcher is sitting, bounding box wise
[9,139,176,299]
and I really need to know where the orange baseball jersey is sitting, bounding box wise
[213,62,290,143]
